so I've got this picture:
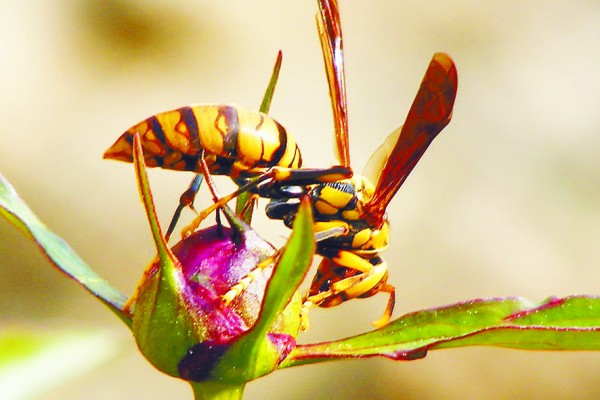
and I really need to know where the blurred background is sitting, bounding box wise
[1,0,599,398]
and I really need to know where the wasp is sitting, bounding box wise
[103,52,347,238]
[105,0,458,329]
[201,0,458,328]
[104,102,351,238]
[244,0,458,328]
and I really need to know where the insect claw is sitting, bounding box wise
[370,313,391,328]
[221,257,275,306]
[221,287,239,306]
[300,300,315,331]
[181,222,198,239]
[371,284,395,328]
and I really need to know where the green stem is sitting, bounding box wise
[190,381,246,400]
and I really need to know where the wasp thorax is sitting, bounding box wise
[350,175,375,211]
[311,175,375,221]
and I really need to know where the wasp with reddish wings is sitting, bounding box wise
[261,0,458,327]
[105,0,458,328]
[215,0,458,328]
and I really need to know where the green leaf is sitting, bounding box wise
[213,197,313,382]
[281,295,600,367]
[0,174,131,326]
[259,50,283,115]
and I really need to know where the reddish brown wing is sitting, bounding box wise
[364,53,458,225]
[317,0,350,168]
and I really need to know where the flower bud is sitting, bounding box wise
[131,223,302,383]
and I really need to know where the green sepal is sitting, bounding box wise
[129,132,208,377]
[210,197,312,382]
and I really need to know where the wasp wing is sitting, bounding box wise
[364,53,458,223]
[317,0,350,168]
[362,126,401,189]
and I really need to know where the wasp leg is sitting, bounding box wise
[300,300,315,331]
[179,155,236,237]
[370,283,395,328]
[299,271,379,331]
[221,252,279,305]
[252,165,352,198]
[303,250,394,329]
[165,174,204,242]
[180,171,273,237]
[181,165,349,238]
[221,224,346,311]
[274,165,351,184]
[123,254,161,315]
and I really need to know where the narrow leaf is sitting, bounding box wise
[259,50,283,115]
[236,50,283,221]
[0,174,131,325]
[281,295,600,367]
[132,132,173,262]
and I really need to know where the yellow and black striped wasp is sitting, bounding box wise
[258,0,459,327]
[105,104,303,179]
[104,95,351,240]
[105,0,458,328]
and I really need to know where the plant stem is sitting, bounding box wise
[190,381,246,400]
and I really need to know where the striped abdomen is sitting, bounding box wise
[104,104,302,177]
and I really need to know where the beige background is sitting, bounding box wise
[1,0,599,399]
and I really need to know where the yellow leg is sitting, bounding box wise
[181,203,223,238]
[329,250,375,273]
[221,252,279,305]
[300,299,315,331]
[304,271,369,306]
[178,154,226,238]
[370,283,395,328]
[302,250,394,329]
[300,273,370,332]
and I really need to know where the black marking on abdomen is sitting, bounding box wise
[291,145,302,168]
[149,116,167,147]
[180,106,201,153]
[218,105,239,157]
[270,121,288,166]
